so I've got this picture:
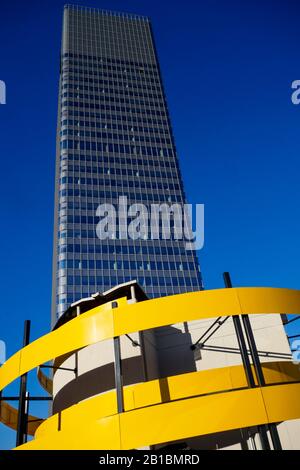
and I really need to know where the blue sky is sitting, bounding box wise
[0,0,300,449]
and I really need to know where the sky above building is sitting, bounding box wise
[0,0,300,449]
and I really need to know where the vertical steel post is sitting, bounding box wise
[24,391,29,443]
[257,425,271,450]
[242,314,282,450]
[114,336,124,413]
[223,272,255,387]
[130,285,136,302]
[112,302,124,413]
[242,315,265,385]
[223,273,271,450]
[16,320,31,447]
[268,424,282,450]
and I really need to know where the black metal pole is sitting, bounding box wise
[223,272,271,450]
[242,315,265,386]
[16,320,30,447]
[0,396,52,401]
[191,316,230,350]
[268,423,282,450]
[223,272,255,388]
[257,425,271,451]
[112,301,124,413]
[286,315,300,325]
[242,314,282,450]
[113,336,124,413]
[24,391,29,443]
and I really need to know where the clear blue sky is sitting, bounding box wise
[1,0,300,449]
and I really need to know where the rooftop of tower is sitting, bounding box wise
[64,4,150,21]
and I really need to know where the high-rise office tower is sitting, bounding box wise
[2,4,299,452]
[52,5,202,323]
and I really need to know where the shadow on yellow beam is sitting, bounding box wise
[15,361,300,449]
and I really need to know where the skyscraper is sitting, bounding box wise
[2,4,300,452]
[52,5,202,324]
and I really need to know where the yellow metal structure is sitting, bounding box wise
[0,287,300,449]
[0,401,42,436]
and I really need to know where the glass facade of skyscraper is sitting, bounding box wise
[52,5,202,323]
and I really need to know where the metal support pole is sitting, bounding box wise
[0,396,52,401]
[24,391,29,443]
[223,273,271,450]
[16,320,30,447]
[257,425,271,450]
[242,314,282,450]
[112,301,124,413]
[233,316,256,387]
[130,285,136,302]
[268,423,282,450]
[286,315,300,325]
[242,315,265,386]
[113,336,124,413]
[223,272,255,387]
[288,334,300,339]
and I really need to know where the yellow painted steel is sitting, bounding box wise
[0,401,43,436]
[37,366,52,394]
[33,361,300,438]
[262,382,300,423]
[0,287,300,448]
[15,381,300,450]
[1,287,300,393]
[2,361,299,447]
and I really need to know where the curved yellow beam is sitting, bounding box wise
[37,367,52,395]
[15,380,300,450]
[1,287,300,393]
[0,401,43,436]
[11,361,300,447]
[1,360,299,445]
